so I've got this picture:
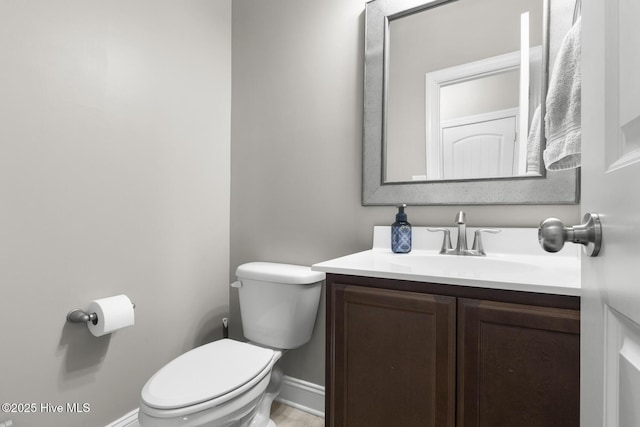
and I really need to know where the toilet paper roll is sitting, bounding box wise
[87,295,135,337]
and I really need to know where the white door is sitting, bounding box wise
[441,116,517,179]
[581,0,640,425]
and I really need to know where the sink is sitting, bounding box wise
[390,254,539,278]
[312,226,581,296]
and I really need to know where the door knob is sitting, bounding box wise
[538,213,602,257]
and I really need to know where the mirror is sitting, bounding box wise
[363,0,580,205]
[386,0,543,182]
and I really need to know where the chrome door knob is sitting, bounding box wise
[538,213,602,257]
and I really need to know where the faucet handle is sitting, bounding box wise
[471,228,501,255]
[427,228,453,254]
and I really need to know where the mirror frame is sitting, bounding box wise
[362,0,580,205]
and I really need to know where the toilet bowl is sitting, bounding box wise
[138,262,325,427]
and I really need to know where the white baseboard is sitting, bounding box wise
[105,408,139,427]
[106,376,324,426]
[275,375,325,418]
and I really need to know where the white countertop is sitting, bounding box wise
[312,226,581,296]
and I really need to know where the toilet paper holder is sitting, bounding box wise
[66,302,136,325]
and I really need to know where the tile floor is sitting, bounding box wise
[270,401,325,427]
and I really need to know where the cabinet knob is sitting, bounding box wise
[538,213,602,257]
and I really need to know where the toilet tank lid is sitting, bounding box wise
[236,262,325,285]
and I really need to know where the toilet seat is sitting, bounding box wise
[142,339,276,411]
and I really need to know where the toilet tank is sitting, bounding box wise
[234,262,325,349]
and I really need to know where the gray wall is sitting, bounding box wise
[0,1,231,426]
[230,0,580,387]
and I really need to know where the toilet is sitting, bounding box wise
[138,262,325,427]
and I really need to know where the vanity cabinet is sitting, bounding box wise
[457,298,580,427]
[329,283,456,426]
[326,274,580,427]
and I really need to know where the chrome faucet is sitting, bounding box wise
[428,211,500,256]
[454,211,468,254]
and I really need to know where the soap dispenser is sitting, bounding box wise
[391,204,412,253]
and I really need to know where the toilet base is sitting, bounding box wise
[248,365,283,427]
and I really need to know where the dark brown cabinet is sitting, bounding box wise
[457,298,580,427]
[326,274,580,427]
[328,284,456,427]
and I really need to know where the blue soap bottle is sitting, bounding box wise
[391,204,412,253]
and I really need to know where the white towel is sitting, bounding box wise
[543,17,582,170]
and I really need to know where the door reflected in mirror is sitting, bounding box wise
[384,0,544,183]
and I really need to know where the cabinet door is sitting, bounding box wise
[457,298,580,427]
[328,284,456,427]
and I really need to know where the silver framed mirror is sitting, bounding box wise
[362,0,580,205]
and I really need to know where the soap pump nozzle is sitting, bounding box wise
[396,203,408,222]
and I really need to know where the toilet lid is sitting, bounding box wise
[141,339,275,410]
